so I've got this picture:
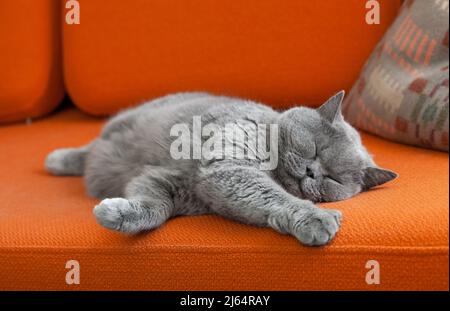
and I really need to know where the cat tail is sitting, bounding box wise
[45,143,92,176]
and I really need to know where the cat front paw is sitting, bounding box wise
[93,198,130,232]
[291,207,342,246]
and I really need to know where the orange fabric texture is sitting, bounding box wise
[63,0,401,116]
[0,108,447,290]
[0,0,64,123]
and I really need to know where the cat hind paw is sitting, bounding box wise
[93,198,130,232]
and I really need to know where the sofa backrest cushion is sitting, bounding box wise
[63,0,401,115]
[0,0,64,124]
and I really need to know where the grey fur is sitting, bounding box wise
[46,92,397,246]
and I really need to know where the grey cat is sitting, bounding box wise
[45,91,397,246]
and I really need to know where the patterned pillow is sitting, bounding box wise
[343,0,449,151]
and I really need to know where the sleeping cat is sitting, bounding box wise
[45,91,397,246]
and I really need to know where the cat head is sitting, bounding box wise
[276,90,397,202]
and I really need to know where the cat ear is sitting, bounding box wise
[362,167,398,190]
[317,90,345,123]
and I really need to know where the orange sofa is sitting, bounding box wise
[0,0,448,290]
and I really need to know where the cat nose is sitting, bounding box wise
[306,167,315,179]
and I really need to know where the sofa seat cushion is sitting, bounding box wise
[63,0,401,115]
[0,108,448,290]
